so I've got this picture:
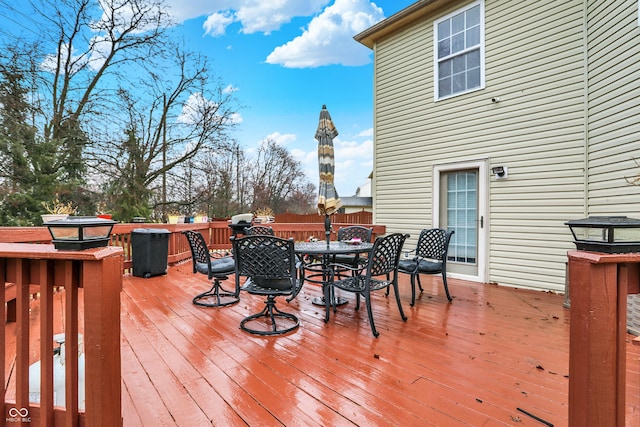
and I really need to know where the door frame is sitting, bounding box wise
[433,158,488,283]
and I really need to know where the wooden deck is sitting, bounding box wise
[118,263,640,427]
[6,263,640,426]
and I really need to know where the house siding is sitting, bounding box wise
[586,0,640,215]
[373,0,593,291]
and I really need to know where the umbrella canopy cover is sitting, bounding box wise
[316,105,342,215]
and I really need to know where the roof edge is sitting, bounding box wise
[354,0,452,49]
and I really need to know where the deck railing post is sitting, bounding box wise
[2,244,123,426]
[82,252,123,426]
[567,251,640,427]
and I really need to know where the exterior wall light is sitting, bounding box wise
[491,166,508,179]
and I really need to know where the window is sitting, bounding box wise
[434,1,484,100]
[446,171,477,264]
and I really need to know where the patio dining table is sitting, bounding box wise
[294,240,373,307]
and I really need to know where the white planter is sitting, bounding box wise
[254,216,274,224]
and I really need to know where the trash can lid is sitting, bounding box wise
[132,228,171,234]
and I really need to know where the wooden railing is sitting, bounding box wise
[2,244,123,426]
[1,219,383,425]
[1,221,385,272]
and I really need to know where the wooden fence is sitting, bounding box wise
[274,211,372,224]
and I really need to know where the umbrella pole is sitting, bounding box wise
[324,214,331,245]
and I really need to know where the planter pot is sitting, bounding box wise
[254,216,274,224]
[41,214,69,224]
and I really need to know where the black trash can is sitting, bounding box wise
[131,228,170,278]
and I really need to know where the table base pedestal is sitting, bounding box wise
[312,296,348,306]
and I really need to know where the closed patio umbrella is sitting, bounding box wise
[316,105,342,244]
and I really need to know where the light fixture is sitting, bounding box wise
[491,166,508,179]
[45,216,116,250]
[565,216,640,254]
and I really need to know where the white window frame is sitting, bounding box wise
[433,0,485,101]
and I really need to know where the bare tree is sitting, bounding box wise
[193,143,245,218]
[87,47,237,221]
[0,0,174,222]
[248,138,315,214]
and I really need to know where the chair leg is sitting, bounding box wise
[193,277,239,307]
[364,293,379,338]
[442,272,452,302]
[324,284,332,322]
[392,283,407,321]
[240,296,299,336]
[410,274,417,306]
[385,273,390,296]
[416,273,424,292]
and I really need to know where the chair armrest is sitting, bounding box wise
[327,262,364,276]
[289,279,304,301]
[402,247,416,257]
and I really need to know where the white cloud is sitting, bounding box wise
[265,0,384,68]
[161,1,222,24]
[203,11,235,36]
[230,112,244,124]
[178,92,215,125]
[41,40,105,74]
[162,0,386,67]
[263,131,297,146]
[236,1,330,34]
[357,127,373,137]
[222,84,239,94]
[41,43,77,74]
[164,0,330,35]
[177,92,243,125]
[299,135,373,195]
[336,137,373,160]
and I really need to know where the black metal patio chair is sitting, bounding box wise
[324,233,409,337]
[183,230,238,307]
[244,225,275,236]
[333,225,373,278]
[231,235,302,336]
[397,228,455,306]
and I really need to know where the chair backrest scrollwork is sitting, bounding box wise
[232,235,297,291]
[183,230,212,275]
[415,228,454,261]
[338,226,373,243]
[368,233,409,278]
[245,225,275,236]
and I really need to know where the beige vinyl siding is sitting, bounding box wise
[373,0,587,291]
[374,16,433,236]
[586,0,640,215]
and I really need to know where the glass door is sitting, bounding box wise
[441,171,478,276]
[434,160,487,282]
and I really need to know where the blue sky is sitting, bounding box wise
[167,0,417,197]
